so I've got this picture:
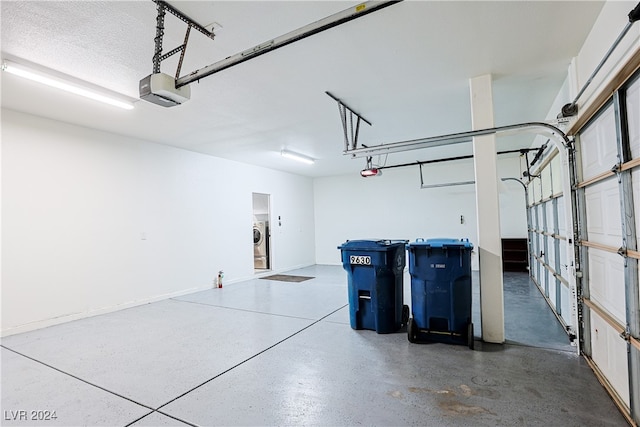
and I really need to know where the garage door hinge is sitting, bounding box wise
[617,246,627,257]
[619,327,631,342]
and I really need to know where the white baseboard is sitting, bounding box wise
[1,264,317,338]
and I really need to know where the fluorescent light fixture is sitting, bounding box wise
[1,59,135,110]
[281,149,315,165]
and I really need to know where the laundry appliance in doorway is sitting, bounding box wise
[252,192,271,271]
[253,221,269,269]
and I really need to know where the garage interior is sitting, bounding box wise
[1,1,640,426]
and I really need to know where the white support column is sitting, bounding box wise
[470,74,505,344]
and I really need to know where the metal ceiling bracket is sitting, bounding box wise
[151,0,215,39]
[152,2,167,74]
[326,91,372,151]
[175,25,191,80]
[149,0,215,77]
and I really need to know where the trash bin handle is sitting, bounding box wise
[376,239,408,245]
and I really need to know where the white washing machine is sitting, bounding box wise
[253,221,268,269]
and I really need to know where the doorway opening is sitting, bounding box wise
[252,193,271,272]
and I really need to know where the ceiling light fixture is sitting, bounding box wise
[1,59,135,110]
[281,149,315,165]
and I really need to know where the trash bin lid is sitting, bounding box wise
[338,239,407,251]
[407,238,473,250]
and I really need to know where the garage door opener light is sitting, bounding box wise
[1,59,135,110]
[360,157,382,177]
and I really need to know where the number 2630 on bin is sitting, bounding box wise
[350,255,371,265]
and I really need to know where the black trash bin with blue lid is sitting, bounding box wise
[338,239,410,333]
[406,238,474,349]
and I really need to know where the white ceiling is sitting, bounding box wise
[1,1,606,177]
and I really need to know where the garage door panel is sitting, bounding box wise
[632,171,640,249]
[559,242,568,277]
[538,204,546,231]
[604,186,622,237]
[534,178,543,204]
[627,76,640,159]
[561,285,572,325]
[588,251,626,323]
[528,184,536,206]
[543,268,550,296]
[557,196,566,236]
[585,178,622,247]
[585,190,604,234]
[551,155,563,195]
[548,275,557,309]
[547,237,555,268]
[545,201,556,233]
[541,167,552,200]
[580,104,617,180]
[542,236,553,267]
[590,312,630,407]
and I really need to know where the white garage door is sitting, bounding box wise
[528,150,577,338]
[574,71,640,421]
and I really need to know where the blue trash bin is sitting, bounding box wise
[406,238,474,349]
[338,240,410,333]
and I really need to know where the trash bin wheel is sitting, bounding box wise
[402,305,410,326]
[408,318,418,343]
[467,322,474,350]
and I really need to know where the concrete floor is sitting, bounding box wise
[1,265,626,426]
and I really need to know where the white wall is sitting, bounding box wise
[1,109,315,336]
[313,155,527,269]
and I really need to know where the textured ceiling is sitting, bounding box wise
[1,1,608,177]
